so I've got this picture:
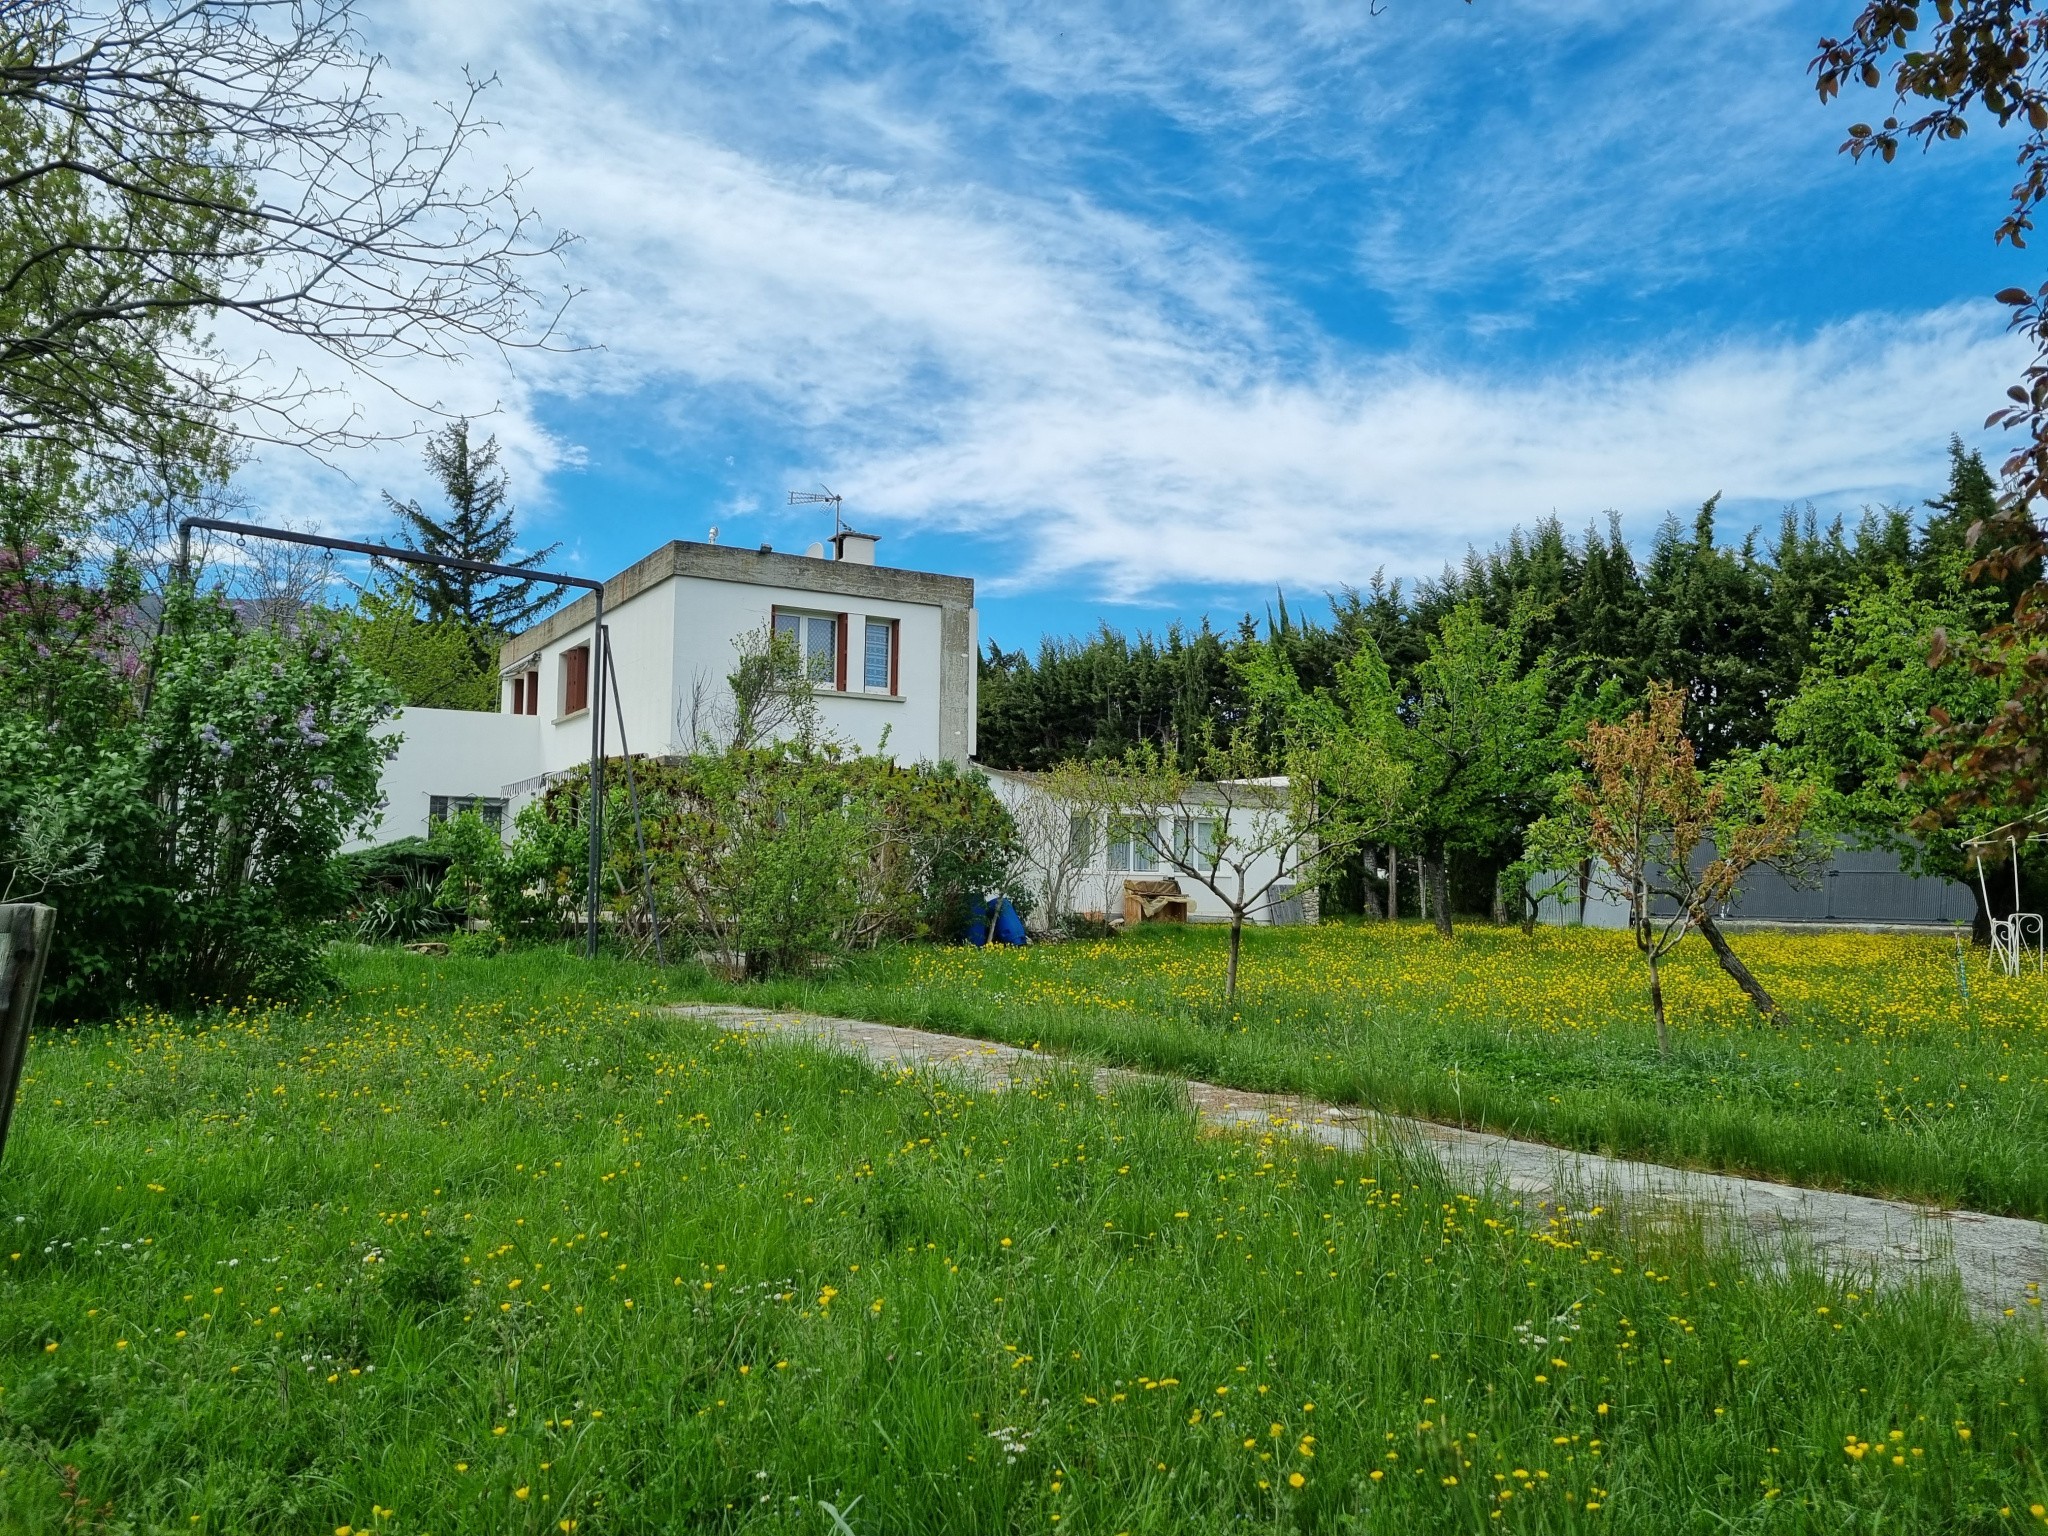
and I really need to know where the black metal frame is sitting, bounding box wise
[175,516,613,958]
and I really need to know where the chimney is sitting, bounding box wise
[831,528,880,565]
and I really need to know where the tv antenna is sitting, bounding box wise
[788,486,845,535]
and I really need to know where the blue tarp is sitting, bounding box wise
[966,895,1028,947]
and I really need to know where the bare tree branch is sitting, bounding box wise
[0,0,576,474]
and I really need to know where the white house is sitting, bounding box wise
[983,768,1312,930]
[357,531,978,846]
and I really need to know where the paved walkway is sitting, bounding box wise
[669,1004,2048,1322]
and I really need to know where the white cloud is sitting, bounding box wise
[848,304,2022,596]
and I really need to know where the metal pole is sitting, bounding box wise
[586,590,605,959]
[602,628,665,965]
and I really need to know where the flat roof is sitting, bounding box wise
[500,539,975,664]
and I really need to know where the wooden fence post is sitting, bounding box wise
[0,905,56,1165]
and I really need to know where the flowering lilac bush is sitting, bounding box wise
[1,527,397,1016]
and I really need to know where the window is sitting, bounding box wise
[508,670,541,715]
[1173,816,1218,865]
[561,644,590,715]
[1068,812,1094,866]
[1107,815,1158,873]
[774,609,842,686]
[864,617,896,692]
[430,795,507,833]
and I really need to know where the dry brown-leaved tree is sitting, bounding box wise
[1529,685,1814,1055]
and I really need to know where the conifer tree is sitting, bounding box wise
[376,420,563,669]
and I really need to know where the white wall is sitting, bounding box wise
[984,770,1305,927]
[518,570,951,772]
[670,572,944,762]
[355,707,545,850]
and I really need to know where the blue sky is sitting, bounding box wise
[241,0,2024,650]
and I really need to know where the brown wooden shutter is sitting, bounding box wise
[564,645,589,714]
[836,614,849,691]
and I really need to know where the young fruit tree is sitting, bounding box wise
[1526,684,1816,1055]
[1061,714,1405,1004]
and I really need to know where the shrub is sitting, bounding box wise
[432,799,589,946]
[0,546,397,1016]
[460,745,1027,973]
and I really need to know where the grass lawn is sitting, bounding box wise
[676,921,2048,1220]
[0,949,2045,1533]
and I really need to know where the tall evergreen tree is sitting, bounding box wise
[376,419,563,661]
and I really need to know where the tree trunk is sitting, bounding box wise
[1224,917,1244,1004]
[1645,948,1670,1057]
[1695,913,1781,1019]
[1387,848,1398,922]
[1424,852,1453,939]
[1968,877,1994,948]
[1576,859,1591,924]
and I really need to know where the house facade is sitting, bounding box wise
[357,533,978,846]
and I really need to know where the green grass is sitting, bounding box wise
[0,947,2044,1532]
[671,922,2048,1220]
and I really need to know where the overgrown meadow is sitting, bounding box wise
[687,922,2048,1220]
[1,948,2045,1533]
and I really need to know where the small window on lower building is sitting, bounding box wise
[1068,812,1094,866]
[430,795,507,833]
[1107,815,1158,873]
[1173,815,1218,863]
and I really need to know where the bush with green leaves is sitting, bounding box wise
[452,746,1025,974]
[0,540,397,1016]
[430,800,589,946]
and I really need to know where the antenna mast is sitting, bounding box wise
[787,486,845,536]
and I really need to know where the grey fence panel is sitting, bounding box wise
[1530,844,1976,928]
[1721,863,1832,922]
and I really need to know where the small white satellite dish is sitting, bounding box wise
[707,525,719,544]
[805,541,825,559]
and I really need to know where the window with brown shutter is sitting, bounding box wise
[562,644,590,715]
[525,670,540,714]
[510,675,525,715]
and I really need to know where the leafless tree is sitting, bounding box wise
[993,765,1094,933]
[0,0,574,475]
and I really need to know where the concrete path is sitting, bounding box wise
[669,1004,2048,1322]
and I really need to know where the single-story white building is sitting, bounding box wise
[983,768,1314,930]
